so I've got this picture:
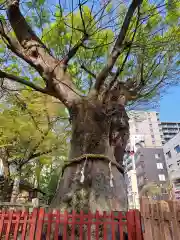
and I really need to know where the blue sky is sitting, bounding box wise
[160,86,180,122]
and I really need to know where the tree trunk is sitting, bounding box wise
[10,173,20,203]
[51,98,128,214]
[0,148,10,179]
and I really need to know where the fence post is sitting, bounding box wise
[35,208,45,240]
[134,210,143,240]
[168,200,180,240]
[158,201,172,240]
[5,210,13,240]
[13,211,21,239]
[21,211,28,240]
[54,210,60,239]
[118,212,124,240]
[88,211,92,240]
[95,210,100,240]
[71,210,76,240]
[126,210,135,240]
[140,197,153,240]
[0,210,5,238]
[63,210,68,240]
[151,201,161,239]
[46,211,53,239]
[29,208,38,240]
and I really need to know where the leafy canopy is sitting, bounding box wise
[0,0,179,105]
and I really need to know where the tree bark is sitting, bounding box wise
[51,97,128,214]
[0,148,10,180]
[10,172,20,203]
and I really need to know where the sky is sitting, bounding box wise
[160,86,180,122]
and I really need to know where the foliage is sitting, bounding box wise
[0,87,69,194]
[0,0,179,105]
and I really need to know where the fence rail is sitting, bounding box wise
[0,208,143,239]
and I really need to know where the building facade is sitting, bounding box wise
[135,148,169,197]
[163,132,180,199]
[124,111,164,206]
[128,111,162,148]
[161,122,180,144]
[124,111,162,171]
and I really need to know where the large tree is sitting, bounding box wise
[0,0,179,213]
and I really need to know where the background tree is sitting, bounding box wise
[0,88,69,202]
[0,0,179,214]
[139,181,173,200]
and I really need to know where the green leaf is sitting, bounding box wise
[39,156,52,165]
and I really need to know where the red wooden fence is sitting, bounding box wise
[0,208,143,239]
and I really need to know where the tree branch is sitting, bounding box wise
[95,0,143,92]
[81,64,96,79]
[62,34,89,65]
[0,70,48,94]
[6,0,79,109]
[20,148,55,167]
[103,5,141,102]
[0,19,38,69]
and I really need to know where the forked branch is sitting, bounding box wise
[0,70,48,94]
[5,0,79,108]
[95,0,143,93]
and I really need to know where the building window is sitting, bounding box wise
[156,163,163,169]
[174,145,180,153]
[177,160,180,166]
[158,174,166,181]
[155,154,160,159]
[166,151,171,158]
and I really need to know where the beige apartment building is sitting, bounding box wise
[128,111,162,148]
[124,111,163,206]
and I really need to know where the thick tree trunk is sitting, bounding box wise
[51,98,128,214]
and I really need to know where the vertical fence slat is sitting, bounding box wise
[103,212,107,240]
[54,210,60,240]
[175,201,180,239]
[35,208,45,240]
[79,210,84,240]
[63,211,68,240]
[118,211,124,240]
[21,211,28,240]
[46,211,53,240]
[29,208,38,240]
[13,211,21,240]
[168,201,179,240]
[152,202,160,239]
[5,210,13,240]
[87,211,92,240]
[0,210,5,239]
[140,197,154,240]
[126,210,135,240]
[134,210,143,240]
[95,211,100,240]
[111,212,116,240]
[71,210,76,240]
[158,201,172,240]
